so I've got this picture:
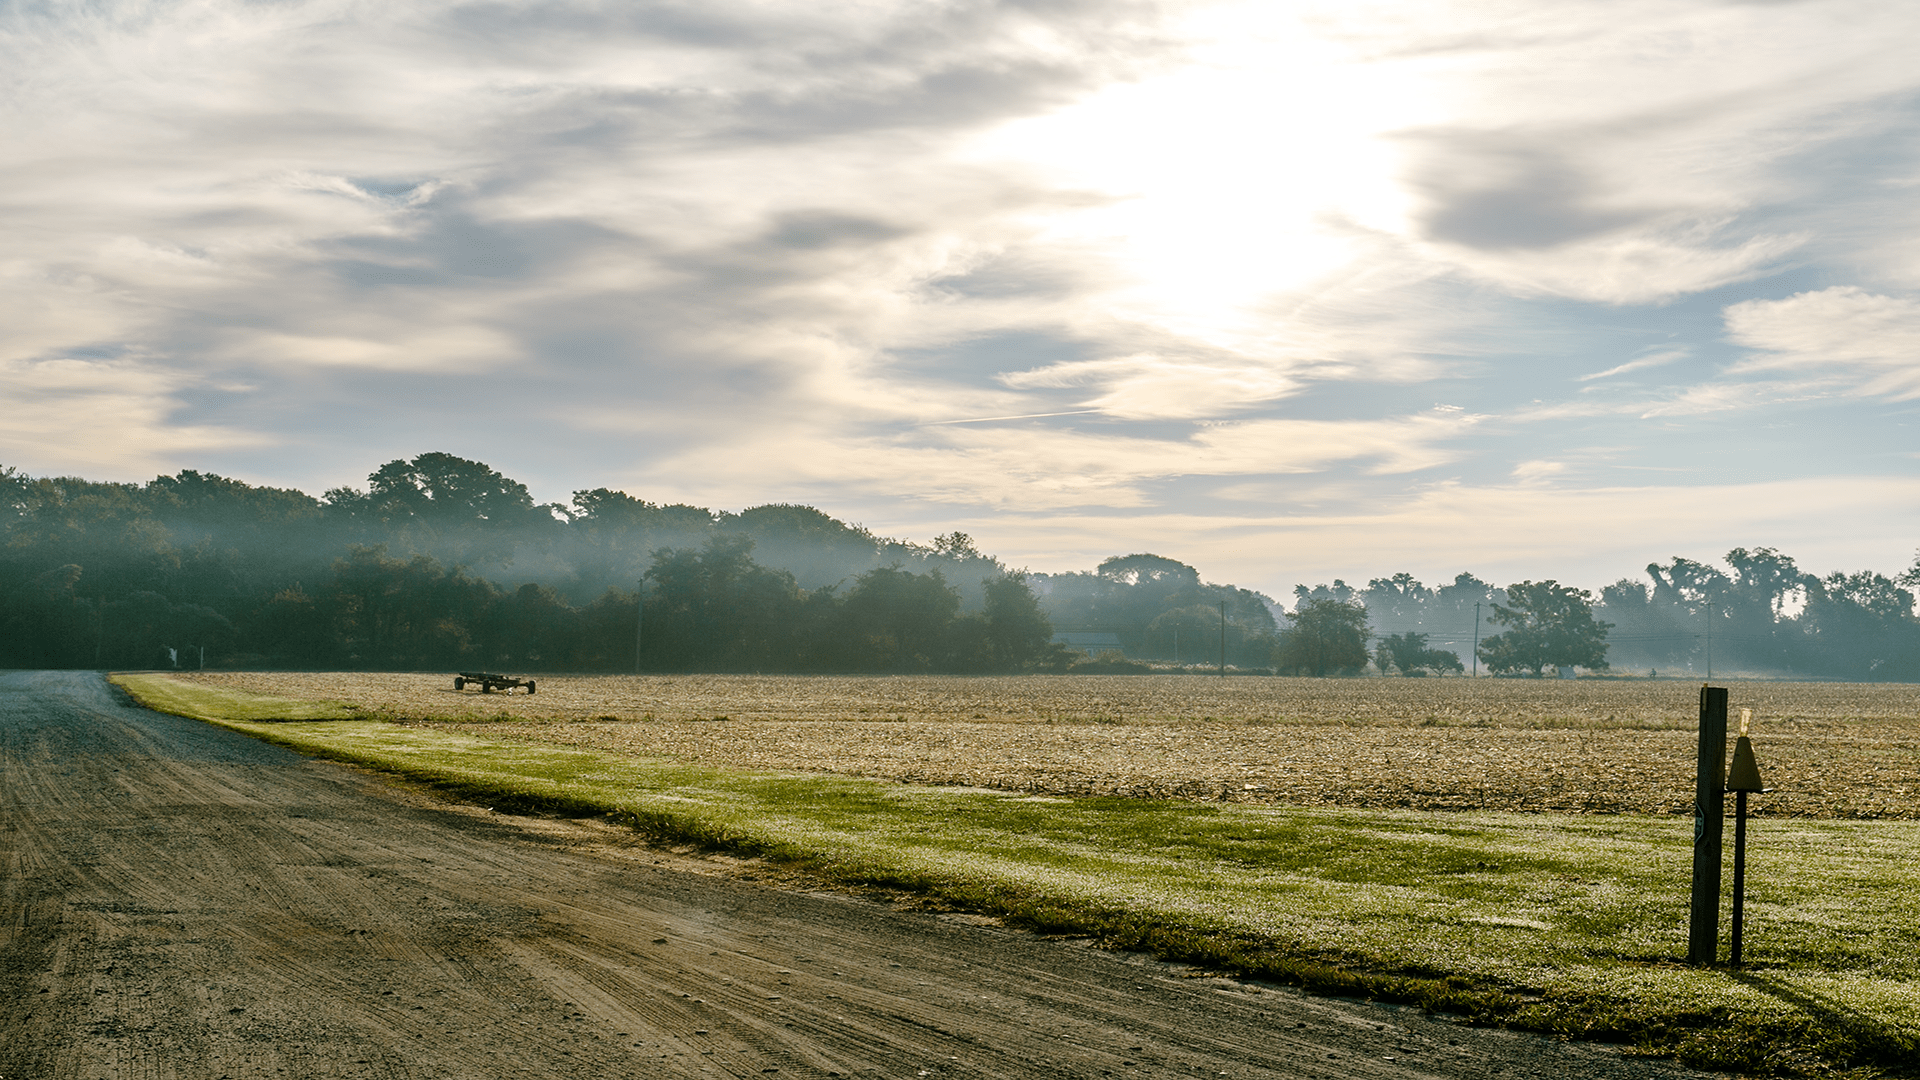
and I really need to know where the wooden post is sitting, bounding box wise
[1688,685,1728,965]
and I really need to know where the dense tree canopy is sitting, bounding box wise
[4,455,1918,678]
[1476,580,1612,677]
[1035,553,1280,666]
[1275,597,1371,676]
[1375,631,1464,676]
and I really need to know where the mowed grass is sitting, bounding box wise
[115,673,1920,1077]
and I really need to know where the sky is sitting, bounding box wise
[5,0,1919,601]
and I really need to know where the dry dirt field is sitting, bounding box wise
[174,672,1920,819]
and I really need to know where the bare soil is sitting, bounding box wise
[1,671,1725,1080]
[179,672,1920,818]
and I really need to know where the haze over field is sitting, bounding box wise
[5,0,1919,595]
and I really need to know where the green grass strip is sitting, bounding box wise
[114,673,1920,1078]
[115,673,363,721]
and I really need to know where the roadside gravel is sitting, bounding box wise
[3,671,1724,1080]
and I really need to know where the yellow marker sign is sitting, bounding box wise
[1727,708,1765,793]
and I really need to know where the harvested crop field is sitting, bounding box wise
[171,672,1920,819]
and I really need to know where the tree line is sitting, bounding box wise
[1277,554,1920,680]
[0,454,1063,673]
[4,453,1916,678]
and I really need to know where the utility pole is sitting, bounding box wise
[633,580,645,675]
[1472,602,1481,678]
[1705,601,1714,680]
[1218,600,1227,676]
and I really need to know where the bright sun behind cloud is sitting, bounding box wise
[959,3,1422,354]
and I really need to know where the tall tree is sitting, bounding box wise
[1375,631,1464,676]
[981,572,1058,671]
[1362,573,1433,633]
[842,565,962,671]
[1477,580,1611,677]
[1275,596,1370,676]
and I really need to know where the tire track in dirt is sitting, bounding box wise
[4,671,1721,1080]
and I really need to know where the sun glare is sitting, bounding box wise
[959,4,1429,350]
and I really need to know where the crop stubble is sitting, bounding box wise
[174,672,1920,818]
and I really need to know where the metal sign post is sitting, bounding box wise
[1726,707,1767,968]
[1688,685,1728,966]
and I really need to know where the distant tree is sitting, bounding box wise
[1147,604,1223,663]
[251,585,331,666]
[325,545,497,669]
[643,534,806,671]
[1899,550,1920,593]
[1362,573,1433,632]
[1294,579,1358,606]
[932,532,983,561]
[0,464,27,522]
[1038,553,1231,657]
[1647,556,1730,610]
[721,503,882,589]
[1477,580,1611,677]
[365,452,551,530]
[980,572,1060,671]
[1097,553,1201,588]
[484,583,574,668]
[1275,596,1370,676]
[1375,631,1464,676]
[1795,569,1920,680]
[1725,547,1812,618]
[145,469,323,532]
[842,565,962,671]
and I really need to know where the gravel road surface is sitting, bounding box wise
[1,671,1718,1080]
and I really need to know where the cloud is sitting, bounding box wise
[1724,286,1920,400]
[0,357,264,477]
[998,354,1302,419]
[1414,142,1650,252]
[962,474,1920,599]
[1510,459,1565,484]
[1577,347,1689,383]
[635,407,1484,513]
[1372,0,1920,302]
[3,0,1918,588]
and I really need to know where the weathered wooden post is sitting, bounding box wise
[1688,685,1728,965]
[1726,707,1767,968]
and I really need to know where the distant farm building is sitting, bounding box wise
[1052,632,1127,658]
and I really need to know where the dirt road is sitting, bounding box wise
[2,672,1713,1080]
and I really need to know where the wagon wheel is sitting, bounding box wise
[453,676,466,690]
[526,680,536,695]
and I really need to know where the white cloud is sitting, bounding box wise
[1510,459,1564,484]
[998,354,1301,419]
[0,357,264,476]
[635,407,1483,513]
[955,474,1920,599]
[1577,347,1688,383]
[1725,286,1920,400]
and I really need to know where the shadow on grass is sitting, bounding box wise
[1730,968,1919,1078]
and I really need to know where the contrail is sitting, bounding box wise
[924,409,1104,426]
